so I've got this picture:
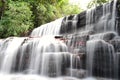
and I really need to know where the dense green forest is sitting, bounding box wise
[87,0,109,8]
[0,0,108,38]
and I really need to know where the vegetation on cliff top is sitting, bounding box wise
[0,0,109,38]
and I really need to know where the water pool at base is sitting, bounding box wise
[0,74,97,80]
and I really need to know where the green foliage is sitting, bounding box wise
[87,0,110,8]
[0,0,82,38]
[0,1,33,38]
[60,4,81,15]
[30,0,82,27]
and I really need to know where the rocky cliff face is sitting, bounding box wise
[60,1,120,35]
[59,0,120,79]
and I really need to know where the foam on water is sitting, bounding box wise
[0,74,97,80]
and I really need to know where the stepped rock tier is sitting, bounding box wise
[0,0,120,80]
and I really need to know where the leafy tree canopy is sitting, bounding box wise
[87,0,110,8]
[0,0,33,38]
[0,0,82,38]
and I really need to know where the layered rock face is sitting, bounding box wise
[59,0,120,79]
[0,0,120,80]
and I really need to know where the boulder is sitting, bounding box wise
[110,39,120,52]
[90,32,117,41]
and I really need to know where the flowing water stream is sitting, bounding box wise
[0,0,119,80]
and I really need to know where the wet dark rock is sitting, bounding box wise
[60,1,120,35]
[13,42,31,73]
[90,32,117,41]
[60,14,79,34]
[77,11,86,29]
[116,53,120,79]
[54,35,63,39]
[87,40,115,78]
[78,53,86,70]
[110,39,120,52]
[116,0,120,35]
[66,33,90,53]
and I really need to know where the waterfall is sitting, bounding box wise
[31,18,64,37]
[27,36,68,76]
[85,8,95,30]
[41,52,69,77]
[85,0,119,79]
[60,15,78,34]
[86,40,115,78]
[0,37,25,73]
[112,0,118,31]
[0,0,119,80]
[85,0,118,33]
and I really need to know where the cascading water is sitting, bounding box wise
[85,8,95,30]
[0,36,78,80]
[85,0,119,79]
[0,0,119,80]
[31,18,64,37]
[86,0,117,33]
[111,0,118,31]
[102,1,111,31]
[0,18,82,80]
[86,40,115,78]
[0,37,25,73]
